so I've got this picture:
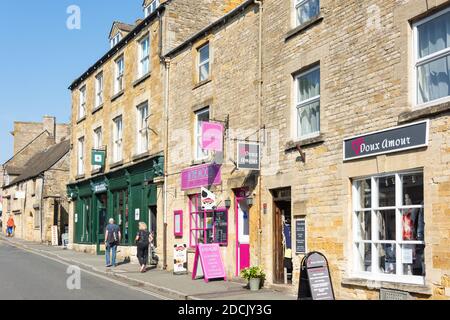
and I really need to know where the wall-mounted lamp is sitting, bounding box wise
[246,197,254,207]
[225,197,232,209]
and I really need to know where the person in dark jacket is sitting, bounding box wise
[135,222,152,273]
[105,218,121,268]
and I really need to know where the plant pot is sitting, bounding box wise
[249,278,261,291]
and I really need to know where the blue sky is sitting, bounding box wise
[0,1,143,163]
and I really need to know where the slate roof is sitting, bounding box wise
[8,140,70,186]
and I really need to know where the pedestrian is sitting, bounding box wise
[105,218,121,268]
[6,215,15,238]
[135,222,152,273]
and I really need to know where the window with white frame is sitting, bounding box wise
[295,65,320,139]
[136,103,149,154]
[144,0,160,17]
[77,137,85,175]
[93,127,103,170]
[295,0,320,27]
[111,33,121,48]
[113,116,123,162]
[138,36,150,78]
[115,56,125,94]
[352,171,425,285]
[198,43,210,82]
[414,7,450,105]
[79,86,86,119]
[95,72,104,108]
[194,108,210,160]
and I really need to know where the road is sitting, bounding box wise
[0,241,164,300]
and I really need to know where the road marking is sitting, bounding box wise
[2,241,172,300]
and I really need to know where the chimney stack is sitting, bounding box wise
[43,115,56,138]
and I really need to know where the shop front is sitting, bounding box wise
[68,156,163,259]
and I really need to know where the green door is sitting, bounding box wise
[96,194,108,255]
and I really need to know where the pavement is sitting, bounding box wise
[0,235,297,300]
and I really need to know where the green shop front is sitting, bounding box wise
[67,156,163,255]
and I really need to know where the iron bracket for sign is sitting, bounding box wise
[210,114,230,130]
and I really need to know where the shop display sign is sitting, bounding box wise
[295,219,307,254]
[92,182,108,194]
[181,164,222,190]
[343,120,429,161]
[192,243,227,283]
[237,142,260,170]
[201,122,224,152]
[91,149,106,166]
[298,252,335,301]
[174,244,188,275]
[201,187,217,210]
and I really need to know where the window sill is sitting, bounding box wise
[91,168,103,175]
[285,134,324,152]
[76,116,86,124]
[133,72,151,87]
[341,277,432,296]
[191,158,209,166]
[92,104,104,115]
[193,79,212,90]
[75,174,85,181]
[285,16,324,42]
[398,100,450,124]
[111,90,124,102]
[109,160,124,169]
[132,151,150,162]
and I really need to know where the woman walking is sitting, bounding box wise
[135,222,152,273]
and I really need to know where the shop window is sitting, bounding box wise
[352,172,425,284]
[189,194,228,247]
[113,190,129,245]
[413,7,450,106]
[295,65,320,139]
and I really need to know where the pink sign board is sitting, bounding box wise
[192,244,227,283]
[201,122,224,152]
[181,164,222,190]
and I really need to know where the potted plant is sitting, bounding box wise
[241,266,266,291]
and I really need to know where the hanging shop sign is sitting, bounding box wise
[181,164,222,190]
[192,243,227,283]
[91,149,106,167]
[173,244,188,275]
[201,187,217,210]
[237,142,260,170]
[298,252,335,300]
[343,120,429,161]
[92,182,108,194]
[202,122,224,152]
[295,218,307,254]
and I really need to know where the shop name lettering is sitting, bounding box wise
[352,136,412,155]
[239,150,258,163]
[187,167,209,180]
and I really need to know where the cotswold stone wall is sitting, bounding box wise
[261,0,450,299]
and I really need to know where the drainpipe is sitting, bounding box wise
[254,0,263,266]
[40,174,45,243]
[163,59,171,270]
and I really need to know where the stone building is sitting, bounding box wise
[161,0,449,300]
[1,116,70,243]
[66,0,246,261]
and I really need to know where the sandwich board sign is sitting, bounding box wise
[173,244,188,275]
[298,252,335,300]
[192,243,227,283]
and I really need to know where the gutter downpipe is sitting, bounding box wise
[159,10,169,270]
[254,0,263,266]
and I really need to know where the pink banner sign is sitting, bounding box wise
[201,122,224,152]
[181,164,222,190]
[192,243,227,283]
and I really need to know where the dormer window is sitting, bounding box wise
[144,0,160,17]
[111,33,122,48]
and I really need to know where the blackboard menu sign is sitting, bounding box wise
[213,211,228,245]
[295,219,306,254]
[298,252,335,300]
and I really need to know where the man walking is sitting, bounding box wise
[105,218,121,268]
[6,215,15,237]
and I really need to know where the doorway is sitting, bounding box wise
[235,194,250,276]
[149,206,157,248]
[96,193,108,255]
[272,188,292,284]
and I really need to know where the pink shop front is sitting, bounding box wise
[168,163,256,279]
